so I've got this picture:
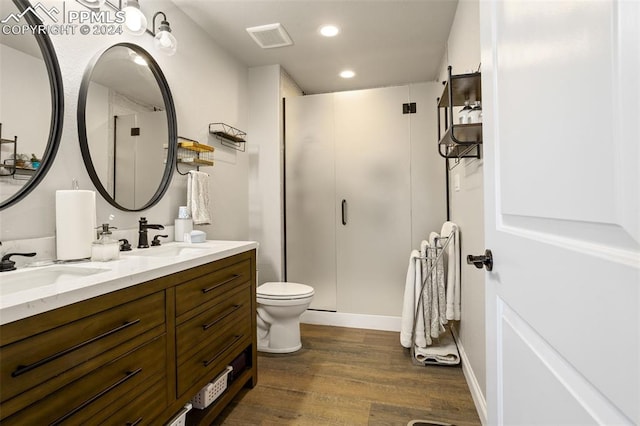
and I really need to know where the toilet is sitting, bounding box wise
[256,282,314,353]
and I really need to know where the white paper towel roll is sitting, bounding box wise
[174,218,193,242]
[56,190,96,260]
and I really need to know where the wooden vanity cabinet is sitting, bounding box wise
[0,249,257,425]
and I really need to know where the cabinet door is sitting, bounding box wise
[334,87,412,316]
[285,94,337,311]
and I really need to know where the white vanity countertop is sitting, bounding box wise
[0,240,258,325]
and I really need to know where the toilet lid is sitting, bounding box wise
[257,282,314,299]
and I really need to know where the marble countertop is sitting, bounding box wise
[0,240,258,325]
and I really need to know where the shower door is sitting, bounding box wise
[114,111,166,209]
[285,86,411,316]
[285,94,337,311]
[333,88,412,316]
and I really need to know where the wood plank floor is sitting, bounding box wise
[215,324,481,425]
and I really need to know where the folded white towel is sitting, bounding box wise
[441,222,460,320]
[400,250,421,348]
[187,171,211,225]
[414,327,460,365]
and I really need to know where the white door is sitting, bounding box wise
[480,1,639,424]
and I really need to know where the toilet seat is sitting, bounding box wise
[257,282,314,300]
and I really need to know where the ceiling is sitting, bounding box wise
[169,0,459,94]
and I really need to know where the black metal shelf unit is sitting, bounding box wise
[209,123,246,152]
[0,123,33,179]
[437,66,482,164]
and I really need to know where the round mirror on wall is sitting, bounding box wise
[78,43,177,211]
[0,0,64,210]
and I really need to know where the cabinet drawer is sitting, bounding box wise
[0,291,165,408]
[94,377,167,426]
[1,335,166,426]
[175,259,250,317]
[176,284,250,362]
[177,320,250,397]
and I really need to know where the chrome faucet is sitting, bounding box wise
[137,217,165,248]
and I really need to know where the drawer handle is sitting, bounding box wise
[201,274,241,294]
[203,334,243,367]
[50,368,143,425]
[12,319,141,378]
[202,304,242,330]
[126,417,143,426]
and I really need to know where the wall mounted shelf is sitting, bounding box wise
[437,66,482,168]
[0,123,33,179]
[209,123,246,152]
[176,137,214,175]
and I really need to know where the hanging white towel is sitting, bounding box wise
[430,232,447,334]
[400,250,422,348]
[419,240,433,346]
[187,170,211,225]
[441,221,461,320]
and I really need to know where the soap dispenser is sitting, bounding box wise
[91,224,120,262]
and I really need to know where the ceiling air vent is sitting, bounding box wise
[246,23,293,49]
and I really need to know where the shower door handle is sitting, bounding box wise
[341,199,347,225]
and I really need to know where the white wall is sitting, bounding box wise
[0,44,50,201]
[410,82,448,248]
[0,0,249,246]
[247,66,304,286]
[438,0,487,420]
[248,65,283,284]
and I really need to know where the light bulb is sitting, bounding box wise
[154,30,177,56]
[79,0,106,8]
[123,0,147,36]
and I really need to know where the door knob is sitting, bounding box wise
[467,249,493,271]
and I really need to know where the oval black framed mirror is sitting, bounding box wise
[78,43,177,211]
[0,0,64,210]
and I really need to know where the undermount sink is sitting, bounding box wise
[124,244,209,257]
[0,265,110,295]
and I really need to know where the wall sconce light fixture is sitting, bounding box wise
[121,0,147,36]
[148,12,177,56]
[76,0,177,55]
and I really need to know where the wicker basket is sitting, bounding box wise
[191,366,233,409]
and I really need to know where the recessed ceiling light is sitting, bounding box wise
[320,25,339,37]
[340,70,355,79]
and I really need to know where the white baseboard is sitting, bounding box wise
[300,310,401,332]
[452,327,487,425]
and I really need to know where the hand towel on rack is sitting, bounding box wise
[187,170,211,225]
[414,327,460,365]
[441,222,460,320]
[401,250,422,348]
[429,232,447,337]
